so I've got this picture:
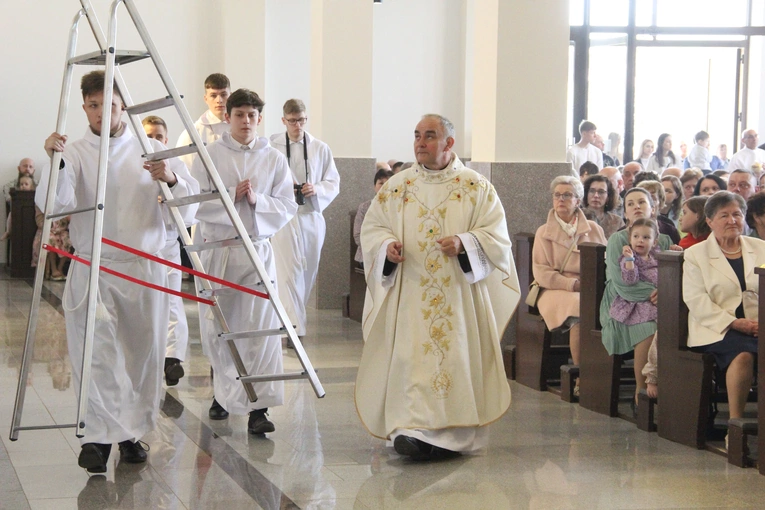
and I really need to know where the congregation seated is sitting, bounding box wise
[683,191,765,437]
[579,161,598,182]
[680,168,704,200]
[746,192,765,239]
[636,180,681,244]
[678,196,711,249]
[659,175,683,228]
[532,175,606,396]
[599,187,678,408]
[694,174,727,196]
[581,174,623,239]
[353,169,392,267]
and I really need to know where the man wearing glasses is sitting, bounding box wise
[729,129,765,173]
[269,99,340,342]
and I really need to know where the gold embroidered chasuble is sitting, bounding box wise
[356,156,520,440]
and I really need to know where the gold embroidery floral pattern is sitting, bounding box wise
[377,167,492,399]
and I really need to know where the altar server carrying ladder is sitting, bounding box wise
[10,0,324,442]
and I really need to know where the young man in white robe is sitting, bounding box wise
[566,120,603,174]
[191,88,297,434]
[175,73,231,169]
[143,115,190,386]
[38,70,199,473]
[269,99,340,339]
[357,114,520,461]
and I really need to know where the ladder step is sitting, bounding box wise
[219,328,286,341]
[163,190,219,208]
[199,283,269,298]
[144,144,199,161]
[125,95,177,115]
[69,49,150,66]
[185,235,269,253]
[239,371,310,384]
[47,206,97,220]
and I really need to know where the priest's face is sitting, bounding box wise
[82,91,124,136]
[225,105,262,145]
[414,118,454,170]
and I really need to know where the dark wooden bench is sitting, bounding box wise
[348,210,365,322]
[9,189,37,278]
[656,251,717,448]
[514,233,573,395]
[579,242,637,417]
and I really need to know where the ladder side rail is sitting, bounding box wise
[10,9,87,441]
[74,2,121,438]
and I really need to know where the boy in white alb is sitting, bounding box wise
[176,73,231,169]
[190,89,297,434]
[38,71,199,473]
[566,120,603,174]
[269,99,340,339]
[143,115,190,386]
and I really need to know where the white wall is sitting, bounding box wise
[371,0,467,162]
[264,0,312,138]
[0,0,224,260]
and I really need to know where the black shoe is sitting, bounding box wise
[248,408,275,434]
[164,357,184,386]
[78,443,112,473]
[393,435,461,461]
[209,398,229,420]
[118,440,148,464]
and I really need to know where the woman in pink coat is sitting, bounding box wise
[532,175,607,395]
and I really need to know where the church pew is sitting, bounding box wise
[656,251,716,449]
[348,211,365,323]
[754,266,765,473]
[578,242,630,417]
[9,189,37,279]
[514,233,572,394]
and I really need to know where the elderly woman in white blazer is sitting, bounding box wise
[684,191,765,421]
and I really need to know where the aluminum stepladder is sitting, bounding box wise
[10,0,324,442]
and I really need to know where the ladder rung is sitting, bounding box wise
[163,191,219,208]
[199,283,269,298]
[144,144,199,161]
[13,423,77,433]
[47,206,97,219]
[126,95,176,115]
[219,328,285,341]
[69,49,150,66]
[239,372,309,384]
[185,235,269,253]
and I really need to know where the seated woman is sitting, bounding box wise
[746,192,765,240]
[533,176,606,396]
[353,169,392,267]
[636,180,681,244]
[660,175,683,228]
[694,174,727,197]
[600,187,679,406]
[582,174,623,239]
[678,196,711,249]
[684,191,765,430]
[681,168,704,201]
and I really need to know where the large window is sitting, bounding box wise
[569,0,765,162]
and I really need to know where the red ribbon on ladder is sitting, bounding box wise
[44,237,270,304]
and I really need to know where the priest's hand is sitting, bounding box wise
[301,183,316,198]
[44,132,68,158]
[144,159,177,186]
[437,236,462,257]
[236,180,257,205]
[386,241,405,263]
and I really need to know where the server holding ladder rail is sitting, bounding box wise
[37,70,200,473]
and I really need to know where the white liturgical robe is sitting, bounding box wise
[356,156,520,452]
[191,133,297,415]
[35,125,199,445]
[176,109,229,170]
[269,131,340,336]
[728,147,765,172]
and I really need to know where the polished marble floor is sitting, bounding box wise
[3,273,765,509]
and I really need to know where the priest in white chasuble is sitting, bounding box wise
[356,114,520,460]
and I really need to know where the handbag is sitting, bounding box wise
[525,235,580,307]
